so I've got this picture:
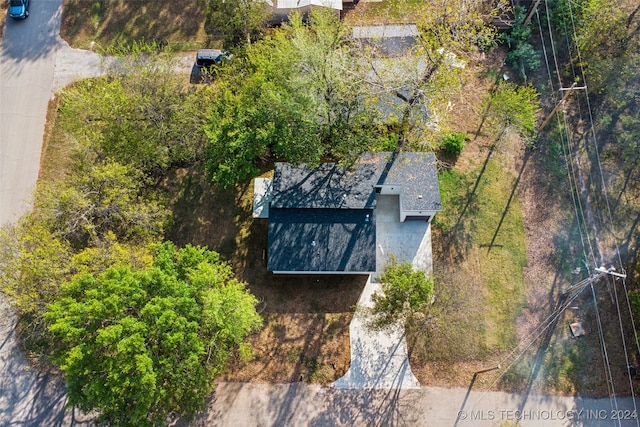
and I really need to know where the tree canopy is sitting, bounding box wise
[205,9,383,187]
[59,55,212,175]
[370,257,435,329]
[46,242,262,426]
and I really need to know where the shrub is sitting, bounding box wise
[440,132,467,157]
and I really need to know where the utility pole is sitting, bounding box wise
[562,266,627,297]
[538,83,586,132]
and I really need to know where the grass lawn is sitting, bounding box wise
[60,0,215,51]
[406,53,530,386]
[470,157,527,350]
[344,0,424,25]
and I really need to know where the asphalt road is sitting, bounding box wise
[0,1,92,425]
[0,0,64,225]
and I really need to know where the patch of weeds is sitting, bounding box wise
[90,0,104,35]
[309,365,333,383]
[499,357,531,392]
[374,133,399,152]
[434,168,472,234]
[324,320,341,340]
[310,299,322,313]
[236,342,256,365]
[483,65,500,83]
[270,323,286,339]
[303,356,318,373]
[285,348,302,364]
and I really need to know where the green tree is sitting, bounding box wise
[59,56,212,175]
[502,6,541,81]
[34,161,170,248]
[0,224,154,354]
[206,9,381,186]
[0,221,72,351]
[204,0,271,46]
[484,82,540,140]
[370,257,435,329]
[46,242,262,426]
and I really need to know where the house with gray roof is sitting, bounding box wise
[253,152,441,274]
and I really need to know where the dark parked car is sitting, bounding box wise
[190,49,232,83]
[8,0,29,19]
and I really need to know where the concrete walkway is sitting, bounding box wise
[333,195,431,389]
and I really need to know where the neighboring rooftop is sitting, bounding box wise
[351,24,419,39]
[351,24,419,56]
[267,0,344,11]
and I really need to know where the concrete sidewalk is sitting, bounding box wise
[197,382,640,426]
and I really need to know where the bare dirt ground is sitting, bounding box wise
[162,169,366,384]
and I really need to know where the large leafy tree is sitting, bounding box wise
[206,9,382,187]
[35,161,170,248]
[59,55,212,175]
[46,242,262,426]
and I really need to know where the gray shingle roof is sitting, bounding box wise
[270,160,384,210]
[267,152,441,273]
[268,208,376,272]
[271,152,441,213]
[377,152,442,212]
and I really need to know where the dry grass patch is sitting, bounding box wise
[162,170,366,383]
[344,0,424,26]
[39,95,73,183]
[61,0,214,50]
[220,313,352,384]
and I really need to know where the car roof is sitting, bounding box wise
[197,49,224,61]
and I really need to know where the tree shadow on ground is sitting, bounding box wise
[0,298,94,426]
[163,168,365,384]
[61,0,208,49]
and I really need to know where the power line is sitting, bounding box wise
[563,0,640,416]
[469,287,588,405]
[544,0,563,88]
[535,0,639,411]
[535,9,555,93]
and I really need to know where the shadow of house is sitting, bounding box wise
[255,152,442,275]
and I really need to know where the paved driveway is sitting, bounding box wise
[333,195,430,389]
